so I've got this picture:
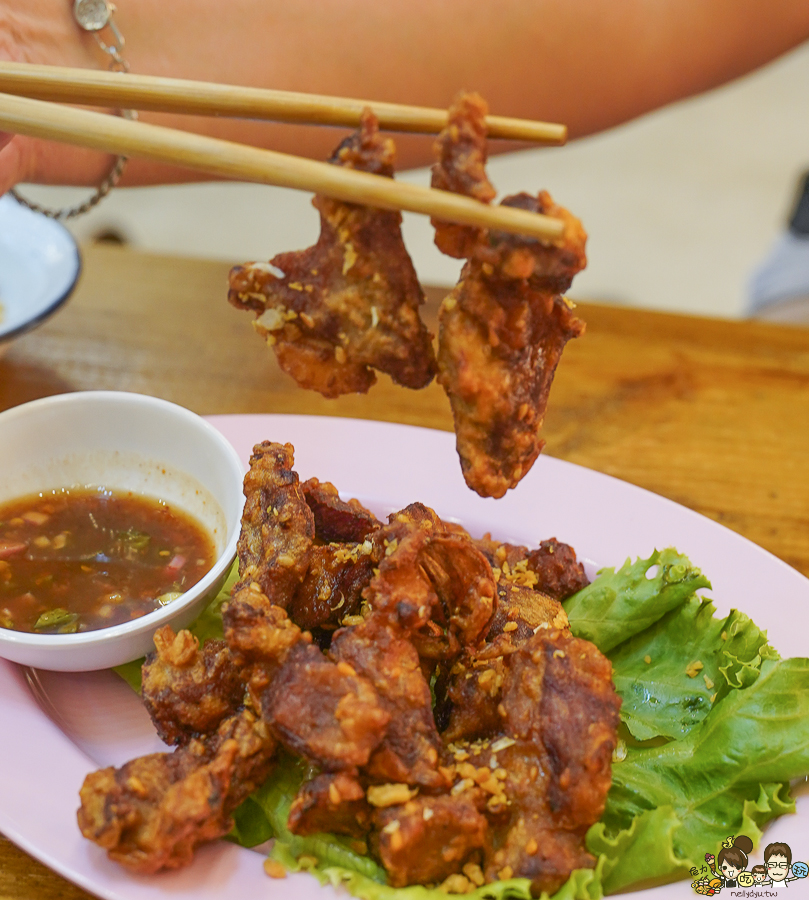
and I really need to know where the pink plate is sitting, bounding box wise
[1,414,807,900]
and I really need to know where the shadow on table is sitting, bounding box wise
[0,359,75,414]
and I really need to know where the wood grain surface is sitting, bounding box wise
[1,243,808,900]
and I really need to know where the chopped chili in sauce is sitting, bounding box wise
[0,489,216,634]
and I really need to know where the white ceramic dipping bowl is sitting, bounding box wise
[0,391,245,671]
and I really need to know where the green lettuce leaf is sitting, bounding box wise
[270,845,535,900]
[227,794,275,848]
[609,598,775,740]
[564,549,711,653]
[587,806,691,894]
[602,657,809,863]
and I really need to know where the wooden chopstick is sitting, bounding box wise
[0,61,567,144]
[0,92,566,242]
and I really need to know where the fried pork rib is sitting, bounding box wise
[475,534,590,601]
[373,792,489,888]
[78,442,618,896]
[264,638,391,770]
[226,89,588,498]
[234,441,315,605]
[290,542,379,631]
[330,617,449,790]
[486,629,621,894]
[228,109,436,398]
[431,91,496,260]
[77,709,276,874]
[364,502,496,662]
[141,627,245,747]
[432,93,587,498]
[301,477,380,543]
[288,770,372,838]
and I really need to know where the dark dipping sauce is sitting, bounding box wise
[0,489,217,635]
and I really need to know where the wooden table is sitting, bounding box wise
[1,243,808,900]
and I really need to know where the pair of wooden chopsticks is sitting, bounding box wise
[0,61,567,241]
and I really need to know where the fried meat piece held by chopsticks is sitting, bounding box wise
[431,91,496,259]
[228,109,436,398]
[432,92,587,498]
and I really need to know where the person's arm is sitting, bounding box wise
[2,0,809,191]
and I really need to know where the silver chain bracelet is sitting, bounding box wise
[10,0,137,221]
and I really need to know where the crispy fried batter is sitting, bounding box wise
[290,540,381,631]
[470,192,587,292]
[431,91,496,259]
[440,655,508,744]
[141,626,245,747]
[226,576,391,773]
[77,708,276,874]
[432,93,587,498]
[261,639,390,770]
[288,479,383,630]
[484,629,621,895]
[476,534,590,600]
[505,630,619,831]
[287,770,372,838]
[437,224,586,498]
[420,532,497,649]
[362,503,441,632]
[440,580,568,744]
[223,582,303,671]
[524,538,590,599]
[372,792,489,887]
[331,617,449,790]
[487,581,569,641]
[235,441,315,606]
[228,109,436,397]
[365,503,496,661]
